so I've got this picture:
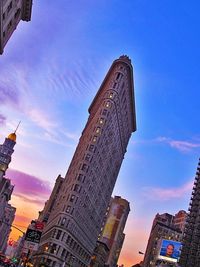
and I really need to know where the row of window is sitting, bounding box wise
[51,228,91,262]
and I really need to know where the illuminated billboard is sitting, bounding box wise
[158,239,182,263]
[102,203,121,239]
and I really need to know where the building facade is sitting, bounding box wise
[143,211,186,267]
[34,55,136,267]
[0,132,16,179]
[99,196,130,267]
[89,241,109,267]
[0,203,16,253]
[38,174,64,223]
[179,158,200,267]
[0,0,32,54]
[0,131,17,253]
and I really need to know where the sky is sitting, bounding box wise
[1,0,200,266]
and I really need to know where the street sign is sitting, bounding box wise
[35,221,44,230]
[24,241,39,251]
[25,229,42,243]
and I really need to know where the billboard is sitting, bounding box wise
[102,203,123,239]
[158,239,182,263]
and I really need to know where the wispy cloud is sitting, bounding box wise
[14,193,47,206]
[156,136,200,152]
[27,108,57,130]
[0,82,20,107]
[142,180,193,201]
[7,169,51,199]
[0,114,6,125]
[131,137,200,153]
[42,57,98,100]
[42,131,77,149]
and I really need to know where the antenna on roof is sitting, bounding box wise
[14,121,21,133]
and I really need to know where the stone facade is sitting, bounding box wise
[38,175,64,224]
[0,0,32,54]
[33,55,136,267]
[0,202,16,253]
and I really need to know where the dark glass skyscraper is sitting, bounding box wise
[179,159,200,267]
[34,55,136,267]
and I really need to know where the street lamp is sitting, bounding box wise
[43,242,53,266]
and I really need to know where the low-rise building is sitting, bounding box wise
[143,211,187,267]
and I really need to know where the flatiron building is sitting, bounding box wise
[34,55,136,267]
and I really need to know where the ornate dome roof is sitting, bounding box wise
[7,132,16,142]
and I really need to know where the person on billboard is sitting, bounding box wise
[165,243,174,258]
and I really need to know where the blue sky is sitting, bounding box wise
[1,1,200,265]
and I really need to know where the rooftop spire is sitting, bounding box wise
[14,121,21,133]
[7,121,21,142]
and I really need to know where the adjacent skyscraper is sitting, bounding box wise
[34,55,136,267]
[0,0,32,54]
[0,131,16,179]
[99,196,130,267]
[38,174,64,223]
[179,159,200,267]
[0,131,17,253]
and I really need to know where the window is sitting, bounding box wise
[89,144,95,152]
[99,118,104,124]
[81,164,87,171]
[109,92,113,98]
[56,230,62,239]
[7,20,12,30]
[66,206,71,213]
[95,127,100,134]
[102,109,107,116]
[74,184,80,192]
[116,72,122,80]
[7,1,12,13]
[50,244,57,254]
[61,218,66,226]
[85,154,91,161]
[14,8,21,19]
[105,102,111,108]
[70,195,75,202]
[92,136,97,142]
[77,174,84,182]
[61,249,66,258]
[113,82,117,88]
[66,235,71,244]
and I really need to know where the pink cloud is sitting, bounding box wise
[14,193,48,206]
[0,114,6,125]
[6,169,51,198]
[143,180,193,201]
[14,214,32,226]
[156,136,200,152]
